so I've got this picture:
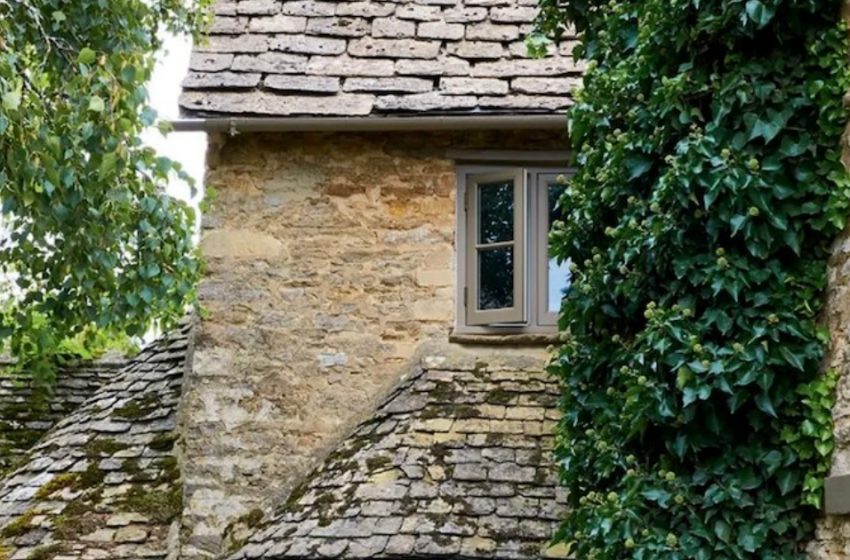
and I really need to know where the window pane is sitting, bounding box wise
[478,180,514,244]
[478,246,514,310]
[547,181,570,313]
[548,182,567,225]
[548,258,571,313]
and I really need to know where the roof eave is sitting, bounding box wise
[169,114,568,133]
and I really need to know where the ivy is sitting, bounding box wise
[0,1,211,385]
[535,0,850,557]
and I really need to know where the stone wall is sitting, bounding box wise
[808,222,850,558]
[182,129,567,559]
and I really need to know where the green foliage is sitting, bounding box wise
[537,0,850,557]
[0,0,211,385]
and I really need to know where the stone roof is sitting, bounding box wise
[179,0,583,117]
[0,320,193,560]
[0,360,125,474]
[228,355,568,559]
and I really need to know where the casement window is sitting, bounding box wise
[457,166,573,333]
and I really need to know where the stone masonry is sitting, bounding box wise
[182,129,568,559]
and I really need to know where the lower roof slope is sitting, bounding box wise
[0,320,192,560]
[0,359,126,474]
[230,358,568,559]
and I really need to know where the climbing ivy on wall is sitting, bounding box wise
[535,0,850,557]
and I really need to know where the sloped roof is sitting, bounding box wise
[0,320,192,560]
[0,359,125,474]
[179,0,582,118]
[229,358,568,559]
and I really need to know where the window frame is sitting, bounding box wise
[465,170,526,326]
[535,171,574,327]
[455,164,572,335]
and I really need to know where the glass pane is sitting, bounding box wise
[547,181,570,313]
[548,182,568,224]
[478,246,514,310]
[548,258,571,313]
[478,180,514,244]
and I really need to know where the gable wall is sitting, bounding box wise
[183,129,567,559]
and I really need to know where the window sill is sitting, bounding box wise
[448,330,560,346]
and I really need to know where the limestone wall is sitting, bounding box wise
[809,223,850,558]
[181,129,568,559]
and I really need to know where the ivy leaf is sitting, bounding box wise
[2,90,21,111]
[77,47,97,65]
[776,469,799,495]
[755,392,777,417]
[714,520,732,544]
[88,96,105,113]
[745,0,775,28]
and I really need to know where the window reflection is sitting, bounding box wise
[479,247,514,310]
[478,181,514,244]
[548,182,570,313]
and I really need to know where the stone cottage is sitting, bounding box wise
[2,0,850,558]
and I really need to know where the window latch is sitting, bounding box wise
[463,286,468,308]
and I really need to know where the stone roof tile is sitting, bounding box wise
[227,360,567,559]
[180,0,581,117]
[0,319,193,560]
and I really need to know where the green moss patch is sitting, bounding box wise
[0,509,36,539]
[26,544,66,560]
[113,394,159,419]
[120,485,182,524]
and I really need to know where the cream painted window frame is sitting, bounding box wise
[465,170,526,326]
[455,165,572,335]
[535,171,574,327]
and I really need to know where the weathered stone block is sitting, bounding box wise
[440,77,507,95]
[272,34,347,55]
[395,4,442,20]
[511,77,579,94]
[417,22,465,40]
[471,58,579,77]
[489,6,537,22]
[211,16,248,34]
[201,230,285,259]
[349,37,441,59]
[395,57,471,76]
[196,34,269,54]
[343,77,433,93]
[281,0,336,16]
[337,1,396,16]
[189,52,234,72]
[376,92,476,111]
[265,75,341,93]
[306,17,372,37]
[231,52,308,73]
[182,71,261,89]
[248,15,308,33]
[442,7,487,22]
[306,55,396,76]
[465,22,519,41]
[446,40,505,59]
[372,17,417,38]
